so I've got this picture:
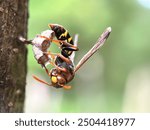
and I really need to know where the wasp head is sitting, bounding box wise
[50,68,67,88]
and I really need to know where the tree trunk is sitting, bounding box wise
[0,0,28,112]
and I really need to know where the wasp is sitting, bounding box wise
[19,24,79,75]
[32,27,112,89]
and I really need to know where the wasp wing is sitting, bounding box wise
[74,27,111,72]
[69,34,78,64]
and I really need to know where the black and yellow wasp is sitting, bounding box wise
[19,24,111,89]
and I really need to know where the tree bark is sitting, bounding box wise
[0,0,28,112]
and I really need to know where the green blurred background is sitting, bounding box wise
[25,0,150,112]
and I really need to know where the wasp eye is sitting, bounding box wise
[57,75,66,84]
[51,76,57,83]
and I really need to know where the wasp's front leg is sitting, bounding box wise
[45,51,71,66]
[39,35,66,47]
[60,41,79,51]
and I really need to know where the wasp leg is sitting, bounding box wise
[61,41,79,51]
[52,39,62,47]
[40,52,56,75]
[39,36,78,51]
[51,60,68,73]
[57,66,67,73]
[61,46,78,57]
[46,51,56,60]
[39,35,63,47]
[44,51,56,65]
[62,46,78,51]
[50,60,68,73]
[57,53,72,64]
[44,52,68,73]
[43,65,50,75]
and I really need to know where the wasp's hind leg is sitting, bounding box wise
[46,51,72,65]
[57,53,72,64]
[43,65,50,76]
[45,52,68,73]
[61,41,79,51]
[39,35,65,47]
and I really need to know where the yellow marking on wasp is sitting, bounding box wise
[68,37,72,43]
[59,31,68,38]
[68,51,72,55]
[51,76,57,83]
[64,50,72,55]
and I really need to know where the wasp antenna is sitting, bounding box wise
[32,75,53,87]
